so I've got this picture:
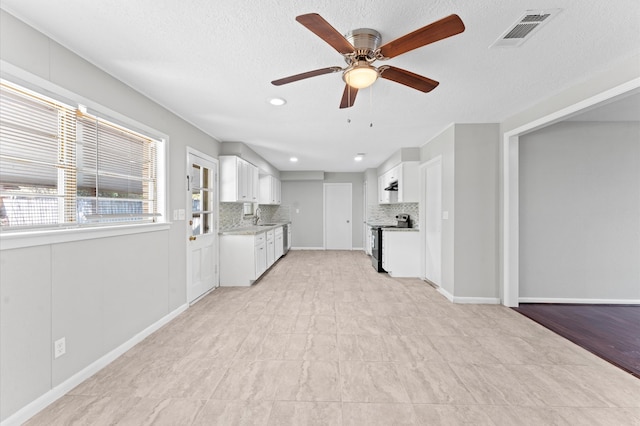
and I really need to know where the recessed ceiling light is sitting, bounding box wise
[269,97,287,106]
[290,157,298,162]
[354,153,365,162]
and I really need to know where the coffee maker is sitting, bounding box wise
[395,213,411,228]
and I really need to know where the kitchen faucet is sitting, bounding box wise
[254,206,262,225]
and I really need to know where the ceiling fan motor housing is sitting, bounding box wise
[345,28,382,61]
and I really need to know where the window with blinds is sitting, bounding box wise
[0,80,162,231]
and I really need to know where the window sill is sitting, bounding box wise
[0,222,172,251]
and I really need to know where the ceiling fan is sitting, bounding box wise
[271,13,465,108]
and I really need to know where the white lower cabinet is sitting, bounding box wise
[266,230,275,267]
[220,226,288,286]
[382,230,420,277]
[255,241,266,278]
[220,232,266,286]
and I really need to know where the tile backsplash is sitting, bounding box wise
[219,203,291,231]
[220,202,416,231]
[367,203,419,228]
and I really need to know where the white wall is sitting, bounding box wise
[420,125,456,296]
[281,173,365,249]
[519,121,640,300]
[376,147,421,175]
[453,124,499,298]
[420,124,500,301]
[364,168,378,204]
[281,180,324,248]
[220,142,280,177]
[0,10,220,421]
[498,54,640,305]
[502,55,640,134]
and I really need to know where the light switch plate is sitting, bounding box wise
[442,211,449,220]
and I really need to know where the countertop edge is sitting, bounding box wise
[219,222,291,236]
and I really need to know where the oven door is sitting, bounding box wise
[371,228,379,260]
[371,227,385,272]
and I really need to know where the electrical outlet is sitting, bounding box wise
[54,337,66,359]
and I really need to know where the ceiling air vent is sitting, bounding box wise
[490,9,561,48]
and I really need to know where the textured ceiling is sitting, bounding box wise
[1,0,639,172]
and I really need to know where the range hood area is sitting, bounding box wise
[384,180,398,191]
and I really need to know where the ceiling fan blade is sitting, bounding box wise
[378,14,465,59]
[296,13,355,55]
[379,66,439,92]
[340,84,358,109]
[271,67,342,86]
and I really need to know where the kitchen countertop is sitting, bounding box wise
[366,222,419,232]
[382,227,419,232]
[220,222,290,236]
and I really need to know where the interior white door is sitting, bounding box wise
[324,183,352,250]
[424,157,442,285]
[186,149,219,303]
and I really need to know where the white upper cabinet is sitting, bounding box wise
[378,161,419,204]
[259,174,281,205]
[219,155,259,203]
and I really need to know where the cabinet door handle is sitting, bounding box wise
[189,236,197,241]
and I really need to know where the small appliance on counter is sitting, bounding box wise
[395,214,411,228]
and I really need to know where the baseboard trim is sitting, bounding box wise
[290,247,366,251]
[452,296,501,304]
[438,287,454,302]
[519,297,640,305]
[1,304,188,426]
[437,287,500,304]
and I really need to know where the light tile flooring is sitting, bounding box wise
[26,251,640,425]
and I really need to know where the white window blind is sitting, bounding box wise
[0,80,161,230]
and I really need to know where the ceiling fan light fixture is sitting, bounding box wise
[343,61,378,89]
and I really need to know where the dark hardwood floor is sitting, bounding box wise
[513,304,640,378]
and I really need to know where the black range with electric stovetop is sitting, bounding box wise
[370,214,412,272]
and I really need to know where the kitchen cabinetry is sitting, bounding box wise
[220,225,286,286]
[254,233,267,278]
[266,229,275,267]
[220,155,259,203]
[378,162,419,204]
[259,174,281,205]
[221,232,267,286]
[381,230,420,277]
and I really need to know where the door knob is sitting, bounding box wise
[189,236,197,241]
